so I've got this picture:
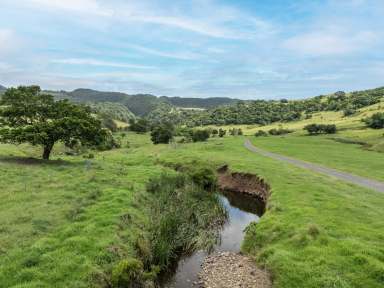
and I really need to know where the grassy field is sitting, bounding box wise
[0,134,167,287]
[1,129,384,287]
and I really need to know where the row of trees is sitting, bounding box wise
[145,88,384,127]
[303,124,337,135]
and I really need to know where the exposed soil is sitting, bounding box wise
[199,252,271,288]
[217,165,270,203]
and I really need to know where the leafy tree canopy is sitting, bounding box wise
[0,86,108,159]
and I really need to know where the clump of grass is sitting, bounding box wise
[144,172,227,272]
[307,223,320,238]
[111,258,144,288]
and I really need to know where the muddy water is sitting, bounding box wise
[163,190,265,287]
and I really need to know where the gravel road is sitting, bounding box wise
[244,139,384,193]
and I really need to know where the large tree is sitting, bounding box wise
[0,86,107,159]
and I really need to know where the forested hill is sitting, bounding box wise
[48,88,238,116]
[146,87,384,126]
[159,96,238,109]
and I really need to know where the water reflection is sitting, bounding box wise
[163,190,264,287]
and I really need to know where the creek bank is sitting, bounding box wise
[217,165,270,203]
[199,252,271,288]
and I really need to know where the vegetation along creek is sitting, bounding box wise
[160,166,270,288]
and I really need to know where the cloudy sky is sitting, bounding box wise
[0,0,383,99]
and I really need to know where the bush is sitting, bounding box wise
[211,129,218,137]
[111,258,144,288]
[218,128,226,137]
[255,130,268,137]
[304,124,337,135]
[150,123,174,144]
[188,167,217,190]
[229,128,243,136]
[343,107,356,117]
[363,112,384,129]
[191,129,210,142]
[268,128,293,136]
[101,117,118,132]
[129,118,149,133]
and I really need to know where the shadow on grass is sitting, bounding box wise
[0,155,73,166]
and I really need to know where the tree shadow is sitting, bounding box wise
[0,155,73,166]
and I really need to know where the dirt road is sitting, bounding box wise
[244,139,384,193]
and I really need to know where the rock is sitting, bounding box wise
[198,252,271,288]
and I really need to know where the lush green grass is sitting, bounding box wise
[250,134,384,181]
[157,136,384,288]
[1,131,384,288]
[0,133,167,287]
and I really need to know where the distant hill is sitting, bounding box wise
[49,89,161,116]
[48,88,238,116]
[160,96,238,109]
[0,85,6,93]
[86,102,135,123]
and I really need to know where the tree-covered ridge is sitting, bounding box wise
[181,87,384,126]
[160,96,238,109]
[47,88,238,117]
[86,102,135,123]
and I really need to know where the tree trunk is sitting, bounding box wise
[42,143,54,160]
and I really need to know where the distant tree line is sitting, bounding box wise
[146,87,384,127]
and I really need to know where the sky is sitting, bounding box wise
[0,0,383,99]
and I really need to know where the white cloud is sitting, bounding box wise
[126,44,201,60]
[0,29,20,57]
[283,30,377,56]
[28,0,113,16]
[51,58,154,69]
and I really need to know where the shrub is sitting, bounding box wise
[188,167,217,190]
[229,128,243,136]
[150,123,174,144]
[211,129,218,137]
[363,112,384,129]
[191,129,210,142]
[255,130,268,137]
[129,118,149,133]
[218,128,226,137]
[268,128,293,135]
[343,107,356,117]
[111,258,144,288]
[101,117,118,132]
[304,124,337,135]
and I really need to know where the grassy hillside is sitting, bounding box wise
[1,130,384,287]
[207,99,384,153]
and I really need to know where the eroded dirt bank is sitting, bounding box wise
[199,252,271,288]
[217,165,270,203]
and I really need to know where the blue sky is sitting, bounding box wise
[0,0,383,99]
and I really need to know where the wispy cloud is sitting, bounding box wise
[283,30,377,56]
[51,58,154,69]
[27,0,113,16]
[126,44,201,60]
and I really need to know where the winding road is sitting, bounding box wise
[244,139,384,193]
